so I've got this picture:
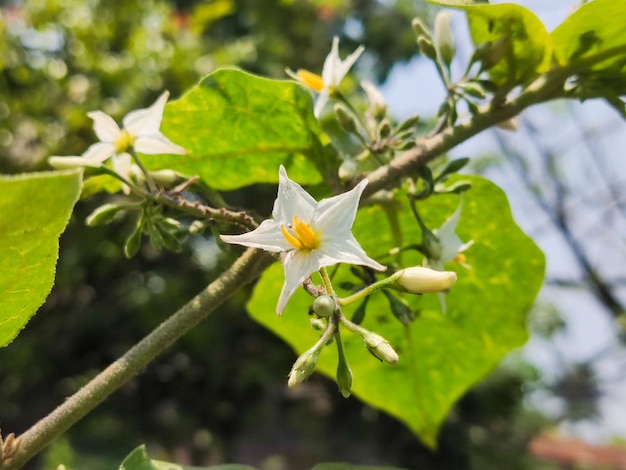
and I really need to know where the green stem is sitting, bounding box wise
[129,148,157,193]
[338,272,401,307]
[4,249,275,470]
[320,267,335,296]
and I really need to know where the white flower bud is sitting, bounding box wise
[48,156,98,169]
[434,11,455,66]
[361,80,387,118]
[396,266,457,294]
[363,332,399,364]
[338,158,359,181]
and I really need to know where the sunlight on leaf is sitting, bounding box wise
[247,176,545,447]
[153,68,330,190]
[0,170,82,347]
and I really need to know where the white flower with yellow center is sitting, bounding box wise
[49,91,187,175]
[221,165,385,314]
[426,200,474,271]
[287,36,365,118]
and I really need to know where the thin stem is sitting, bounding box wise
[338,272,400,307]
[4,249,275,470]
[129,148,157,193]
[320,267,335,296]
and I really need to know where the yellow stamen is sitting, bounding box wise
[452,253,467,264]
[115,129,135,153]
[296,69,325,92]
[281,216,320,251]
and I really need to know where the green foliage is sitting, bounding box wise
[153,69,328,190]
[120,445,409,470]
[248,176,544,447]
[0,170,81,347]
[428,0,551,85]
[551,0,626,68]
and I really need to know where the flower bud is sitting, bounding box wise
[361,80,387,118]
[188,220,205,235]
[434,11,455,66]
[336,356,353,398]
[150,169,180,186]
[312,294,335,318]
[334,103,358,134]
[309,318,327,331]
[338,158,359,181]
[85,203,125,227]
[411,17,432,39]
[396,266,457,294]
[288,348,320,388]
[417,36,437,60]
[363,332,399,364]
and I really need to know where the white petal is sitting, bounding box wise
[87,111,121,143]
[82,142,116,163]
[113,153,132,178]
[277,250,324,314]
[314,178,367,234]
[336,44,365,83]
[321,36,341,86]
[123,91,169,136]
[134,133,187,155]
[313,90,330,118]
[220,219,292,252]
[318,235,385,272]
[272,165,317,225]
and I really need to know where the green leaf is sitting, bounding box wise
[247,175,544,447]
[151,68,328,190]
[120,445,258,470]
[551,0,626,68]
[429,1,551,85]
[0,170,82,347]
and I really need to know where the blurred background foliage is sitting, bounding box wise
[0,0,583,468]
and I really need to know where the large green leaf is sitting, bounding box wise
[150,68,327,190]
[120,445,407,470]
[247,175,544,447]
[0,170,82,347]
[429,1,551,85]
[551,0,626,68]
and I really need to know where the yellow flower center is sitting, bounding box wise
[452,253,467,264]
[281,216,320,251]
[115,129,135,153]
[296,69,325,92]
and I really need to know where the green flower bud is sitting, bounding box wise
[417,36,437,60]
[336,355,353,398]
[85,203,125,227]
[310,318,327,331]
[412,17,432,39]
[434,12,455,66]
[363,332,399,364]
[383,290,414,326]
[288,348,320,388]
[334,103,359,134]
[124,214,144,259]
[395,266,457,294]
[378,120,392,139]
[312,295,336,317]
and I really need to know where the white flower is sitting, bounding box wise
[221,165,385,314]
[49,91,187,173]
[425,200,474,271]
[287,36,365,118]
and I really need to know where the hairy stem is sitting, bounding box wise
[4,249,274,470]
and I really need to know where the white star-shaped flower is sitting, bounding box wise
[221,165,385,314]
[427,200,474,271]
[287,36,365,118]
[49,91,187,174]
